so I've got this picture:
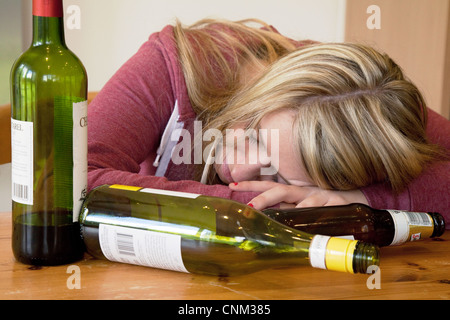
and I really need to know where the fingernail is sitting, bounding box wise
[247,203,254,208]
[233,182,238,186]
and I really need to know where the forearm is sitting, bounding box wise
[88,166,259,204]
[361,161,450,228]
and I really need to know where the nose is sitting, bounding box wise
[224,127,276,181]
[230,159,274,182]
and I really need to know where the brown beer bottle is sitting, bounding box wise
[263,204,445,247]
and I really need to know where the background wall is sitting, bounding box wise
[22,0,347,92]
[346,0,450,120]
[0,0,22,105]
[0,0,347,211]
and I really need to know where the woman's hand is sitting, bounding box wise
[229,181,368,210]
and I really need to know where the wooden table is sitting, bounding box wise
[1,211,449,301]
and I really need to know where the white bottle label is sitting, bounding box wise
[336,235,355,240]
[140,187,200,199]
[12,100,87,219]
[11,119,34,205]
[73,100,88,222]
[99,224,189,273]
[309,235,330,270]
[388,210,433,245]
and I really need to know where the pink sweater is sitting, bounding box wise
[88,25,450,227]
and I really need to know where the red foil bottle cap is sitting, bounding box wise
[33,0,63,17]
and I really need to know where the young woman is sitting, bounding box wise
[87,19,449,225]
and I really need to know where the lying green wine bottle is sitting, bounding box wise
[263,204,445,247]
[79,185,380,276]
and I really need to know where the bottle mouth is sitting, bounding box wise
[33,0,64,18]
[310,236,380,274]
[429,212,446,238]
[352,241,380,274]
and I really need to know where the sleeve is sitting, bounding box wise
[361,108,450,227]
[87,30,258,204]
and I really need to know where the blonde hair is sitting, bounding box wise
[174,18,297,120]
[174,19,443,192]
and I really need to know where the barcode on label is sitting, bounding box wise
[13,183,30,203]
[116,232,136,257]
[406,212,432,226]
[99,224,189,273]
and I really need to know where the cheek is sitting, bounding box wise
[224,135,253,166]
[228,164,252,182]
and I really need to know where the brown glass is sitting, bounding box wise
[264,203,445,247]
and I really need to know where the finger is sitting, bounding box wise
[324,197,348,206]
[279,202,296,209]
[228,180,279,193]
[295,193,328,208]
[249,185,309,210]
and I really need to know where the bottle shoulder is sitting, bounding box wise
[11,44,86,77]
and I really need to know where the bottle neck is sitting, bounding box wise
[429,212,446,237]
[352,241,380,274]
[31,0,65,46]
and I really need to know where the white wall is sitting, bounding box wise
[22,0,347,92]
[0,0,22,104]
[0,0,347,212]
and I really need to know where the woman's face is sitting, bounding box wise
[214,110,315,187]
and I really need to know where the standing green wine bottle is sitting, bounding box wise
[10,0,87,265]
[80,185,380,276]
[263,204,445,247]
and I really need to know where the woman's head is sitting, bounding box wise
[175,19,441,192]
[291,43,437,192]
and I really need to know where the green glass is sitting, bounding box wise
[80,185,380,276]
[264,204,445,247]
[10,1,87,265]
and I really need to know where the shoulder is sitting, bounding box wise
[138,25,195,120]
[426,108,450,150]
